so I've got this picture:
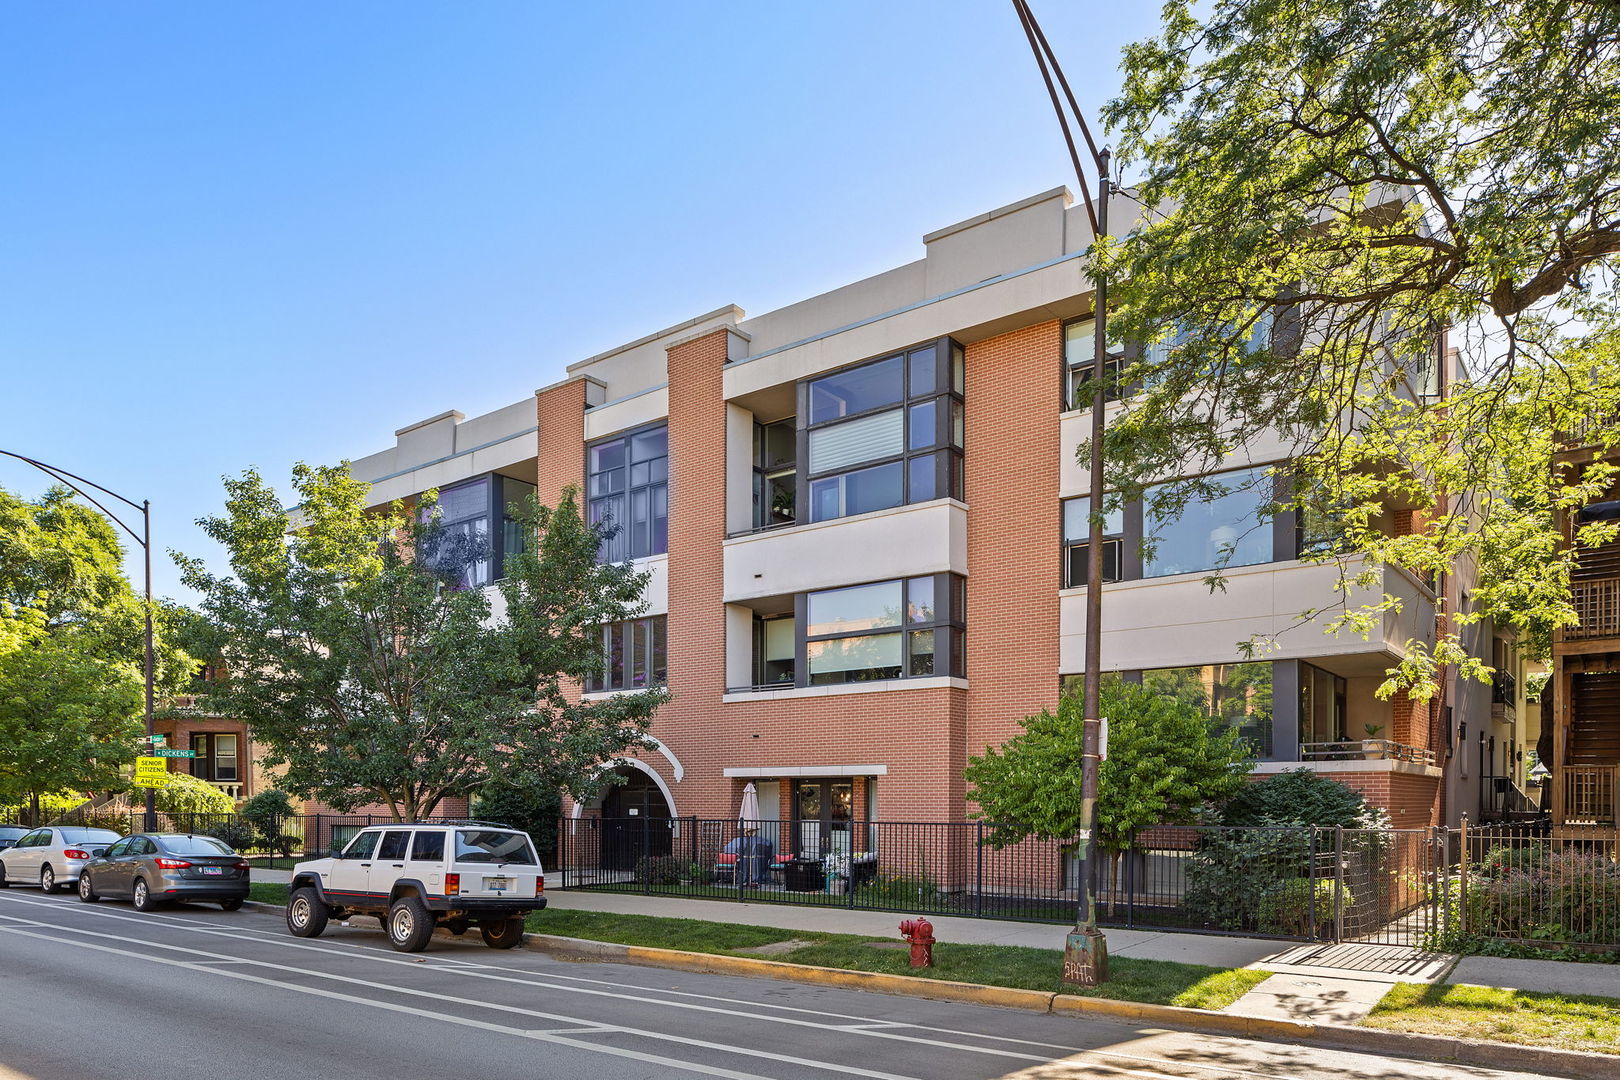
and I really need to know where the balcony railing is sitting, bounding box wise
[1568,578,1620,640]
[1300,740,1435,766]
[1561,765,1620,825]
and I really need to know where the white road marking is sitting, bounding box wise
[0,914,924,1080]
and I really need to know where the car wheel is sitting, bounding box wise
[386,895,434,953]
[480,917,525,950]
[132,877,159,912]
[40,865,59,894]
[219,898,243,912]
[78,872,99,903]
[286,887,329,938]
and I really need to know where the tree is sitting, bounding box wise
[965,679,1253,862]
[0,484,183,821]
[178,463,663,821]
[1092,1,1620,698]
[152,771,237,816]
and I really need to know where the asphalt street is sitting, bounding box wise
[0,887,1573,1080]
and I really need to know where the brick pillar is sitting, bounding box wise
[963,320,1064,815]
[536,378,588,507]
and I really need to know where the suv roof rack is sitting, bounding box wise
[387,819,514,829]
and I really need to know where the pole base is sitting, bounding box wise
[1062,928,1109,986]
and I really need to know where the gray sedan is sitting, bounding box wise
[79,833,251,911]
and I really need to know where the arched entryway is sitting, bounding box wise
[597,765,674,871]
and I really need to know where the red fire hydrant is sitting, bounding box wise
[898,916,935,968]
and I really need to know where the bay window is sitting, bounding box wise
[801,574,964,686]
[803,340,963,523]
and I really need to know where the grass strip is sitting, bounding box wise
[527,908,1269,1009]
[1365,982,1620,1056]
[250,882,289,906]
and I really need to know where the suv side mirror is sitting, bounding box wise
[328,847,343,858]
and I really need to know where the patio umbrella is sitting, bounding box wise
[738,781,761,829]
[737,782,764,885]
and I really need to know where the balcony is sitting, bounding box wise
[1559,765,1620,825]
[1491,671,1517,721]
[1567,577,1620,641]
[1301,740,1435,766]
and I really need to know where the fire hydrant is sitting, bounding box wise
[898,916,935,968]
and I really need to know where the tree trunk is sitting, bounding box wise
[30,790,40,828]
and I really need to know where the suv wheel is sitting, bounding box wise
[286,887,328,938]
[481,918,525,950]
[387,895,434,953]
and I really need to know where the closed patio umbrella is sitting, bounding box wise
[738,781,761,828]
[736,782,766,885]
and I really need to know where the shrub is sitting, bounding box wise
[1468,849,1620,945]
[239,789,296,852]
[153,773,236,815]
[1218,768,1382,829]
[471,785,561,860]
[1184,828,1316,932]
[204,819,257,852]
[1257,877,1353,936]
[634,855,684,886]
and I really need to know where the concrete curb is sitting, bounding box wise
[526,934,1620,1080]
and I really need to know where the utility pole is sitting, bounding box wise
[2,451,158,831]
[1010,0,1111,985]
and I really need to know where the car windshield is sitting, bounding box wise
[454,830,536,865]
[158,836,234,856]
[61,828,122,843]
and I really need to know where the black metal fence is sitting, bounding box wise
[553,815,1452,944]
[1454,822,1620,951]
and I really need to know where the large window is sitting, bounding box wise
[420,474,537,587]
[1143,466,1276,579]
[1062,496,1124,588]
[803,340,963,524]
[586,616,668,693]
[1142,662,1274,757]
[189,733,239,783]
[589,424,669,562]
[802,574,964,685]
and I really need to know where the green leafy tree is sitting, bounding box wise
[1093,0,1620,699]
[965,679,1253,863]
[152,771,237,816]
[178,463,662,821]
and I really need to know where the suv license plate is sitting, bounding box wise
[484,876,509,891]
[203,867,223,875]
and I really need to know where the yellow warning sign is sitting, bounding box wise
[133,756,172,788]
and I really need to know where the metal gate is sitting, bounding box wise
[1331,827,1443,946]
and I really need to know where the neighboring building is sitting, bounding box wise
[343,186,1505,836]
[149,664,261,802]
[1547,432,1620,833]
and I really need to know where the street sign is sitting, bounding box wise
[154,749,195,758]
[145,734,166,747]
[133,756,172,788]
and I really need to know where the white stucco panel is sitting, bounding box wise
[722,500,967,603]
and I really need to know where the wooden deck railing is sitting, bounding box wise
[1568,579,1620,640]
[1560,765,1620,825]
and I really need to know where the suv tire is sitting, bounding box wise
[286,887,328,938]
[132,877,159,912]
[387,895,434,953]
[481,918,525,949]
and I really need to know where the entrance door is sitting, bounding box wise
[792,780,853,859]
[600,770,672,871]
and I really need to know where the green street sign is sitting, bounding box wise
[154,749,196,758]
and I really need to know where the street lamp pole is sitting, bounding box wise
[1,450,158,831]
[1010,0,1111,984]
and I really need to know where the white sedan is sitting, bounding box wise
[0,826,124,894]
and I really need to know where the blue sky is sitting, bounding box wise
[0,2,1161,600]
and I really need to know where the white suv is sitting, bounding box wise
[286,822,545,952]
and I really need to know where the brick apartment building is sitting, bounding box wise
[341,186,1525,842]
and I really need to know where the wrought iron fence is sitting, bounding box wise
[1454,822,1620,950]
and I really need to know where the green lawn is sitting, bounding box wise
[249,882,290,905]
[1365,982,1620,1056]
[527,908,1268,1009]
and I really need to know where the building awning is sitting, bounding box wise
[722,765,889,778]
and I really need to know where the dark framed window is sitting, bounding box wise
[586,615,668,693]
[1143,661,1275,758]
[420,473,537,587]
[801,340,963,524]
[754,615,795,686]
[588,424,669,562]
[1064,317,1125,409]
[801,573,965,686]
[1143,465,1277,579]
[189,732,239,782]
[753,418,796,529]
[1062,496,1124,588]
